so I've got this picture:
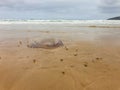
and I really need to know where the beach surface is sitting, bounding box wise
[0,20,120,90]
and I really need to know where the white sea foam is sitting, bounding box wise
[0,19,120,43]
[0,20,120,27]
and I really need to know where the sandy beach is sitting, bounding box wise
[0,21,120,90]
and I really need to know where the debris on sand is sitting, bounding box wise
[84,64,88,67]
[28,38,64,49]
[75,49,78,52]
[62,71,65,75]
[84,62,88,67]
[74,53,78,56]
[19,41,22,45]
[60,59,63,62]
[96,57,102,60]
[65,46,68,50]
[33,59,36,63]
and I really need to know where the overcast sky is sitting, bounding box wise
[0,0,120,20]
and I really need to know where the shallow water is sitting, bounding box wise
[0,21,120,45]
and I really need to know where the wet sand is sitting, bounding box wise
[0,24,120,90]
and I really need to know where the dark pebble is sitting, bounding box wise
[65,46,68,50]
[33,59,36,63]
[84,64,88,67]
[19,41,22,45]
[74,54,78,56]
[60,59,63,62]
[96,57,102,60]
[62,71,65,75]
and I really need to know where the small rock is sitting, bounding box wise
[65,46,68,50]
[33,59,36,63]
[84,64,88,67]
[96,57,102,60]
[76,49,78,52]
[84,62,88,67]
[60,59,63,62]
[19,41,22,45]
[62,71,65,75]
[74,54,78,56]
[96,57,99,60]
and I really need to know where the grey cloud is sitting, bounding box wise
[99,0,120,13]
[102,0,119,4]
[99,6,120,13]
[0,0,77,10]
[1,0,119,19]
[0,0,94,12]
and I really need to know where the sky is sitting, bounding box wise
[0,0,120,20]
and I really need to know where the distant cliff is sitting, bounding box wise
[108,16,120,20]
